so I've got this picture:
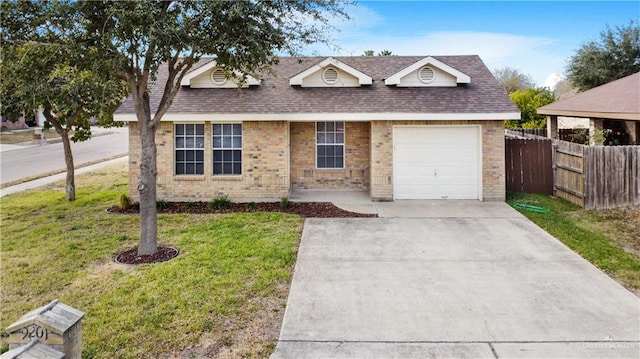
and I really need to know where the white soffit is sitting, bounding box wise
[385,56,471,86]
[289,57,373,87]
[180,61,261,88]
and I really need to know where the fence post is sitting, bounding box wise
[552,140,558,197]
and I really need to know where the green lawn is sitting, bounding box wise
[508,192,640,295]
[0,163,303,358]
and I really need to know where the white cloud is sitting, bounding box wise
[304,4,568,87]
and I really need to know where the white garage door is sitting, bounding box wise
[393,126,480,200]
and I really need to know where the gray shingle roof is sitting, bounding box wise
[538,72,640,120]
[116,55,518,116]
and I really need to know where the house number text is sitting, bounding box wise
[20,324,49,341]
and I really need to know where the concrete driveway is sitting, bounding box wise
[272,201,640,358]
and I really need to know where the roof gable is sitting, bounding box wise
[385,56,471,87]
[180,61,261,88]
[289,57,373,87]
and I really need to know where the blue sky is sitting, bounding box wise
[310,1,639,87]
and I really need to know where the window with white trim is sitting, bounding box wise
[213,123,242,175]
[175,124,205,175]
[316,121,344,169]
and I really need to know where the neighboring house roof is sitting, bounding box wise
[115,55,519,121]
[538,72,640,121]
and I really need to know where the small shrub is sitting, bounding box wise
[280,196,290,210]
[156,200,169,210]
[245,202,257,210]
[184,202,198,210]
[209,195,231,210]
[118,193,132,210]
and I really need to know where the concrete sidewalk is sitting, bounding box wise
[272,202,640,358]
[0,156,128,197]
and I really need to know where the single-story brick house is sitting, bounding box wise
[114,55,519,202]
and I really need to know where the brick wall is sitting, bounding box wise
[290,122,370,190]
[369,120,506,201]
[128,121,290,201]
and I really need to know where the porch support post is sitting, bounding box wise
[546,115,558,139]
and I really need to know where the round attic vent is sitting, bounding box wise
[418,66,435,84]
[322,67,339,84]
[211,68,227,85]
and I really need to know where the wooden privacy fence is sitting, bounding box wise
[583,145,640,209]
[505,138,553,195]
[505,136,640,210]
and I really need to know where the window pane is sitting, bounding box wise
[317,157,326,168]
[213,136,222,148]
[233,163,241,174]
[336,145,344,156]
[186,163,194,174]
[336,157,344,168]
[213,150,222,161]
[196,138,204,148]
[232,136,241,148]
[213,124,222,136]
[336,133,344,144]
[213,163,222,174]
[326,145,335,156]
[196,151,204,161]
[176,151,185,161]
[196,163,204,174]
[186,138,194,148]
[186,124,194,135]
[195,124,204,135]
[326,133,335,144]
[233,124,242,135]
[176,137,185,148]
[326,122,334,131]
[175,124,185,135]
[176,164,185,175]
[223,150,232,161]
[317,122,325,132]
[317,133,325,144]
[317,146,325,156]
[223,137,232,148]
[326,157,335,168]
[223,163,232,174]
[233,150,241,161]
[223,124,232,134]
[336,122,344,132]
[186,151,194,161]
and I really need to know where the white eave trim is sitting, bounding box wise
[385,56,471,85]
[289,57,373,86]
[180,61,261,87]
[115,112,520,122]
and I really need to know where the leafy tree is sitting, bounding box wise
[492,67,535,94]
[73,1,348,255]
[1,1,128,201]
[506,87,555,129]
[363,49,392,56]
[566,20,640,91]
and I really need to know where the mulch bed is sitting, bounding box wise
[114,246,179,265]
[107,201,377,218]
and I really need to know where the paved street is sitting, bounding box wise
[0,126,128,185]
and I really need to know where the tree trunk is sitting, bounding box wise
[59,129,76,201]
[137,119,159,255]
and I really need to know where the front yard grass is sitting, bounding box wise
[508,192,640,296]
[0,163,303,358]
